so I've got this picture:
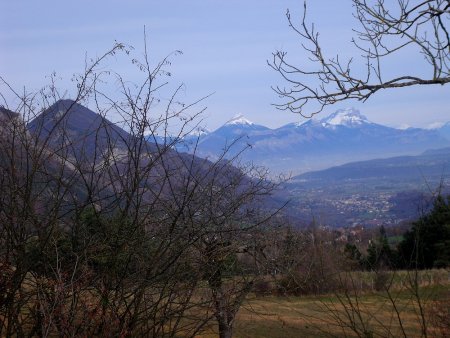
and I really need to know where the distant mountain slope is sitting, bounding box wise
[26,100,288,214]
[188,114,272,158]
[283,147,450,227]
[437,122,450,140]
[292,148,450,183]
[28,99,140,161]
[179,108,450,175]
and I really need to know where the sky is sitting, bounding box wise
[1,0,449,131]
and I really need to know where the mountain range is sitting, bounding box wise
[5,100,449,227]
[175,109,450,175]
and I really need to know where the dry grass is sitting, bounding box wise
[196,283,450,337]
[3,271,449,337]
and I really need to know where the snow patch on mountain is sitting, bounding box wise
[225,114,254,126]
[294,120,308,127]
[427,121,446,130]
[189,126,209,136]
[321,108,370,127]
[398,123,412,130]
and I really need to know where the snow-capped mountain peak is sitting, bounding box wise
[321,108,370,127]
[225,114,254,126]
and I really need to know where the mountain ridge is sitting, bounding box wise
[292,147,450,183]
[177,109,450,175]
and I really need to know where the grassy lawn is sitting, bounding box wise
[198,283,450,337]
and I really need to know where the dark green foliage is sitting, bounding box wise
[73,208,146,277]
[24,227,75,277]
[26,207,150,280]
[344,243,363,268]
[398,195,450,269]
[364,226,396,270]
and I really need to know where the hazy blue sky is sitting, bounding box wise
[1,0,449,130]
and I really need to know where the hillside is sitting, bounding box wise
[284,148,450,227]
[25,100,287,214]
[292,148,450,183]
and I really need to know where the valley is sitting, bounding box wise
[22,101,450,229]
[2,99,449,337]
[284,148,450,226]
[166,109,450,228]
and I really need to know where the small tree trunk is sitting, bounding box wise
[213,289,235,338]
[218,321,233,338]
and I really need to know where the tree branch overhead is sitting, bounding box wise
[270,0,450,116]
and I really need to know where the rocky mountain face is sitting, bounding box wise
[178,109,450,175]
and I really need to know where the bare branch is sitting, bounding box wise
[270,0,450,116]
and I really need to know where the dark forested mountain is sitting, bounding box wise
[27,99,141,161]
[0,106,20,121]
[178,109,450,175]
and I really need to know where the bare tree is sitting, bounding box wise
[0,42,210,336]
[187,161,280,338]
[0,37,282,337]
[270,0,450,116]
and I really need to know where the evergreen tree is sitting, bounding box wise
[344,243,363,269]
[398,195,450,269]
[365,226,395,270]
